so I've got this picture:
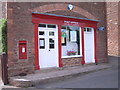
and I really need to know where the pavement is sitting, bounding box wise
[0,78,19,89]
[1,56,118,88]
[9,64,112,87]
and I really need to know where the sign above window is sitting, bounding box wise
[64,21,79,26]
[70,31,77,42]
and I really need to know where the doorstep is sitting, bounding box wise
[9,63,112,87]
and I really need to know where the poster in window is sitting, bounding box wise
[61,37,65,43]
[70,31,77,42]
[40,40,44,46]
[61,29,66,46]
[39,38,45,49]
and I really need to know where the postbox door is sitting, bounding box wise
[19,41,27,59]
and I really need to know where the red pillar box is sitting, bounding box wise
[19,41,27,59]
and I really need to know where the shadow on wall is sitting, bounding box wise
[0,53,8,85]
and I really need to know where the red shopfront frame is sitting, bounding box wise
[32,12,99,70]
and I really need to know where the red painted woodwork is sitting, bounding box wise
[32,13,98,70]
[32,13,97,28]
[19,41,27,59]
[34,23,40,70]
[58,25,63,67]
[94,27,98,64]
[81,27,85,64]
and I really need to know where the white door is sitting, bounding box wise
[84,27,95,63]
[38,24,58,68]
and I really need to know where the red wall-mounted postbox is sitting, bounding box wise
[19,41,27,59]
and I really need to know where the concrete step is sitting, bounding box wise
[9,64,112,87]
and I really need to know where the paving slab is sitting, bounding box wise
[9,63,112,87]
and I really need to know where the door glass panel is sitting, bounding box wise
[61,26,66,29]
[47,24,56,28]
[39,31,45,35]
[38,24,46,28]
[49,38,54,49]
[87,28,92,32]
[84,28,86,32]
[39,38,45,49]
[49,31,54,36]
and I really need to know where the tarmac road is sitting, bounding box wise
[36,65,118,88]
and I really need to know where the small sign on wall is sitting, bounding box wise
[97,27,105,31]
[67,4,74,10]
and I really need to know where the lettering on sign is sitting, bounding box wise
[64,21,79,26]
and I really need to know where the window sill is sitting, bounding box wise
[62,55,82,59]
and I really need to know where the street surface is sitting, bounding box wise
[1,56,119,89]
[36,66,118,88]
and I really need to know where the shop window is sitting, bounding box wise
[61,26,81,58]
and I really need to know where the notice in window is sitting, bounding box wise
[70,31,77,42]
[40,39,44,47]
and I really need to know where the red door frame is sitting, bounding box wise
[32,13,98,70]
[81,27,85,65]
[34,23,40,70]
[94,27,98,64]
[58,25,63,67]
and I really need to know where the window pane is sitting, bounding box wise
[61,26,66,29]
[84,28,86,32]
[49,31,54,36]
[87,28,92,32]
[38,24,46,27]
[49,38,54,49]
[39,31,45,35]
[47,24,56,28]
